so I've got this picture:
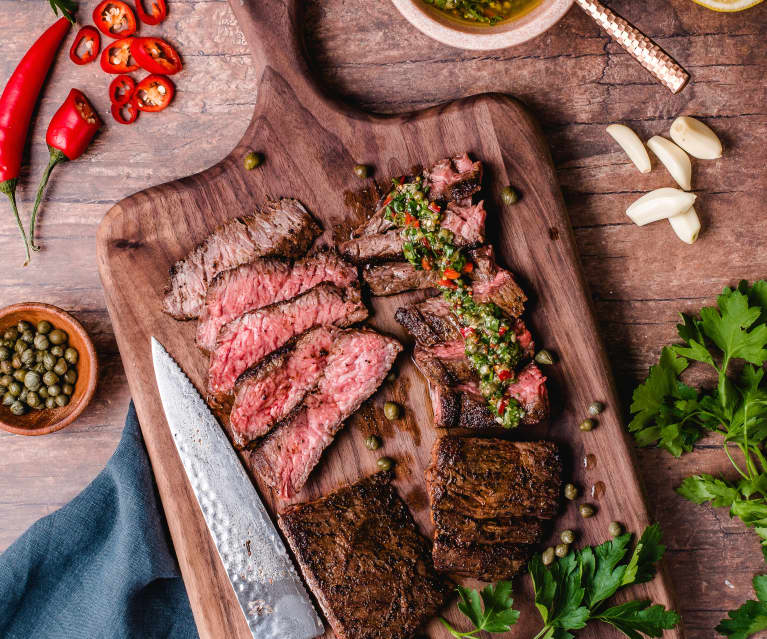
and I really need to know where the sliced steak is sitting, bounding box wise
[251,330,401,498]
[207,283,368,395]
[229,326,339,447]
[423,153,482,201]
[279,472,448,639]
[426,436,562,581]
[162,199,320,320]
[196,251,357,351]
[362,261,440,296]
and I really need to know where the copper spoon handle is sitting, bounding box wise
[574,0,690,94]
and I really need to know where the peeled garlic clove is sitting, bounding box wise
[647,136,693,191]
[668,206,701,244]
[670,116,723,160]
[606,124,652,174]
[626,187,697,226]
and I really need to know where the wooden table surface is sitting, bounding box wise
[0,0,764,636]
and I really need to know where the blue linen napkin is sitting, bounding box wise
[0,403,199,639]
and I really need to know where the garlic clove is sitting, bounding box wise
[626,187,697,226]
[668,206,701,244]
[647,136,693,191]
[606,124,652,174]
[670,116,723,160]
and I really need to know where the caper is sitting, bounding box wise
[26,392,40,408]
[353,164,369,179]
[32,363,45,374]
[42,352,56,370]
[376,456,394,471]
[21,330,34,344]
[55,394,69,407]
[3,327,19,342]
[555,543,570,558]
[0,361,11,375]
[534,349,554,365]
[564,483,579,500]
[42,371,59,387]
[243,151,263,170]
[608,521,623,537]
[7,382,21,397]
[33,334,49,350]
[2,392,14,406]
[36,320,52,335]
[500,186,519,205]
[579,504,596,519]
[23,371,41,391]
[12,369,26,383]
[10,401,26,416]
[45,397,56,409]
[64,347,79,365]
[383,401,401,420]
[63,369,77,385]
[49,329,67,345]
[560,530,575,545]
[20,349,35,366]
[38,387,49,399]
[541,547,555,566]
[53,358,68,376]
[587,401,604,417]
[35,350,44,363]
[364,435,381,451]
[14,340,25,354]
[579,418,595,432]
[62,383,74,396]
[50,345,64,357]
[18,388,27,403]
[0,375,11,388]
[17,320,32,334]
[0,346,9,362]
[47,384,61,397]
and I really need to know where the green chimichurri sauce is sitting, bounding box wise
[422,0,541,26]
[382,178,526,428]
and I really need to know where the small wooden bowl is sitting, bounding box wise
[0,303,98,436]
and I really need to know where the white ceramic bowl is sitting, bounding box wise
[390,0,574,50]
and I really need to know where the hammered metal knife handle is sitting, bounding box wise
[574,0,690,94]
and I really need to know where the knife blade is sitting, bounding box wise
[151,337,324,639]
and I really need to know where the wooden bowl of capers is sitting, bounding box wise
[0,303,97,436]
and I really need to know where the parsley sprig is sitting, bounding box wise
[439,581,520,638]
[628,281,767,559]
[716,574,767,638]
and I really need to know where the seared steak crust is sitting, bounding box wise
[162,199,320,320]
[279,472,448,639]
[423,153,483,202]
[432,538,530,581]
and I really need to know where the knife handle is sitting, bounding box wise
[574,0,690,94]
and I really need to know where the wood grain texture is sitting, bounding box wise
[96,1,680,637]
[0,1,765,638]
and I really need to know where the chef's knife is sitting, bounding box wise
[151,337,324,639]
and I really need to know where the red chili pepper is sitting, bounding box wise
[428,202,441,214]
[462,262,474,274]
[498,399,508,415]
[28,89,102,251]
[498,325,507,336]
[460,326,475,338]
[101,37,140,73]
[421,237,430,248]
[131,37,182,75]
[421,257,432,271]
[382,194,393,207]
[398,176,405,185]
[93,0,137,38]
[134,74,174,112]
[135,0,168,25]
[438,279,456,289]
[443,268,460,280]
[109,74,136,105]
[69,26,101,65]
[0,17,71,265]
[498,369,512,382]
[111,98,139,125]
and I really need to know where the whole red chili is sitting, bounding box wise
[69,26,101,65]
[135,0,168,25]
[101,37,140,73]
[28,89,102,251]
[111,98,139,125]
[0,17,70,265]
[93,0,137,38]
[109,74,136,105]
[131,37,182,75]
[133,74,174,112]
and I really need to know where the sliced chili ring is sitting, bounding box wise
[111,98,139,125]
[131,37,182,75]
[101,37,140,73]
[134,74,174,112]
[93,0,137,38]
[109,75,136,105]
[135,0,167,25]
[69,26,101,65]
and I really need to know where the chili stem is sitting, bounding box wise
[0,179,31,266]
[29,147,67,252]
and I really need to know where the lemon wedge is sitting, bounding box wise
[692,0,763,11]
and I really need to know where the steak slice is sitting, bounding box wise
[423,153,483,202]
[207,283,368,395]
[279,472,448,639]
[229,326,339,447]
[251,330,401,498]
[196,251,357,351]
[426,436,562,580]
[162,199,320,320]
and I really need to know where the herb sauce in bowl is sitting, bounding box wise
[422,0,541,25]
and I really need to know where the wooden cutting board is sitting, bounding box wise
[97,1,683,637]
